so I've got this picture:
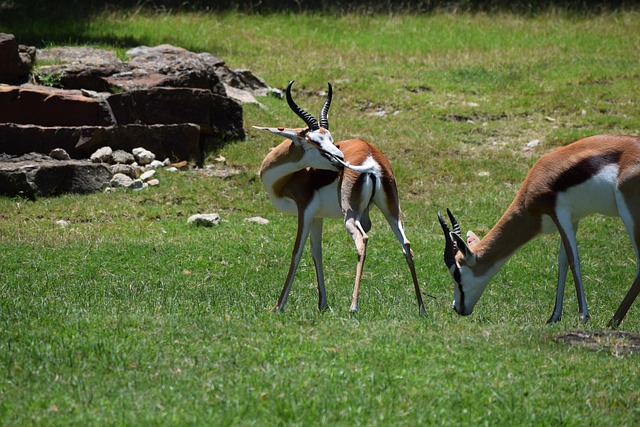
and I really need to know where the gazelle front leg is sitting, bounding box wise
[344,214,369,313]
[547,229,574,323]
[554,216,590,324]
[309,217,328,311]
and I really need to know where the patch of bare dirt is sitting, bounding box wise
[554,330,640,355]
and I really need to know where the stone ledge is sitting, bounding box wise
[0,154,112,199]
[0,123,203,163]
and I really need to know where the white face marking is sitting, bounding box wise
[453,257,507,315]
[307,129,344,163]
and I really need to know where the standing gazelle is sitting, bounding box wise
[438,134,640,327]
[254,81,426,315]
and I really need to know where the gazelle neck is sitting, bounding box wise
[469,200,541,277]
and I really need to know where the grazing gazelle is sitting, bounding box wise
[438,134,640,327]
[254,81,426,315]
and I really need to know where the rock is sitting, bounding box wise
[187,213,221,227]
[55,219,69,228]
[132,147,155,165]
[0,155,112,198]
[0,33,35,84]
[110,173,133,188]
[129,179,146,190]
[111,163,136,178]
[171,160,189,170]
[90,146,113,163]
[36,46,129,92]
[139,169,156,181]
[49,148,71,160]
[0,84,115,127]
[147,160,165,169]
[112,149,135,164]
[118,44,227,95]
[0,123,202,163]
[245,216,270,225]
[147,178,160,186]
[106,87,245,142]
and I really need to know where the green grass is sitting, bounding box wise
[2,9,640,426]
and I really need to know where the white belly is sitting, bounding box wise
[540,163,620,233]
[268,183,343,219]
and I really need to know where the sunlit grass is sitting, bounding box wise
[1,9,640,426]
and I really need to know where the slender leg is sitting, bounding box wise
[547,224,577,323]
[344,214,368,313]
[609,275,640,328]
[554,216,589,324]
[385,216,426,316]
[309,217,328,311]
[608,202,640,328]
[272,207,313,312]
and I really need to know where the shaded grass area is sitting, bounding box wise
[1,9,640,426]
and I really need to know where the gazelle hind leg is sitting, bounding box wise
[608,197,640,328]
[344,215,368,313]
[384,214,426,316]
[309,218,328,312]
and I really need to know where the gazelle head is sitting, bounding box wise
[438,209,490,316]
[253,80,346,171]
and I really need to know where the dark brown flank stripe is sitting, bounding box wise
[552,151,621,193]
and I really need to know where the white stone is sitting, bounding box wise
[526,139,540,148]
[132,147,155,165]
[147,160,165,169]
[147,178,160,186]
[245,216,269,225]
[139,169,156,181]
[55,219,69,228]
[187,213,221,227]
[110,173,133,188]
[90,146,113,164]
[166,167,178,172]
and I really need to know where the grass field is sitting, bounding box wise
[1,8,640,426]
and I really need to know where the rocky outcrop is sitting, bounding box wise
[0,38,273,198]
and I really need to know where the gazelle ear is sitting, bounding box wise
[466,230,480,247]
[253,126,301,142]
[451,232,477,266]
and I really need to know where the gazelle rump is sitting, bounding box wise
[438,134,640,327]
[255,81,426,315]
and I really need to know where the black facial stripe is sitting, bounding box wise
[453,267,464,313]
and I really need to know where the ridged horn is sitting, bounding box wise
[438,211,457,269]
[319,82,332,130]
[447,208,461,238]
[286,80,319,131]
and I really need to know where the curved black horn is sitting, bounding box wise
[286,80,319,131]
[447,208,461,237]
[438,211,457,269]
[319,82,332,130]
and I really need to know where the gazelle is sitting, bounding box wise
[254,81,426,315]
[438,134,640,328]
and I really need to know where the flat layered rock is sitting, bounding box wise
[0,153,112,199]
[0,123,202,163]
